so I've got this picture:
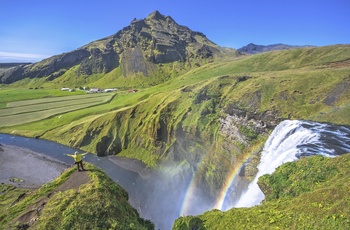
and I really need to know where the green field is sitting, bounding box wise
[0,88,88,108]
[0,92,115,127]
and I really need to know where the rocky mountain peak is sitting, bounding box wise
[147,10,166,21]
[0,11,238,85]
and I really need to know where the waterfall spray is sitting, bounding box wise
[232,120,350,209]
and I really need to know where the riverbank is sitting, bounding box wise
[0,144,69,188]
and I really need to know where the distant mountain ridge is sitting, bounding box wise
[238,43,315,54]
[0,63,31,68]
[0,11,238,85]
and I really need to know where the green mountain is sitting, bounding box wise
[0,164,154,229]
[173,153,350,229]
[0,11,237,88]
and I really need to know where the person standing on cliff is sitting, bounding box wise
[66,151,88,171]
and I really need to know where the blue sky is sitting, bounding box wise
[1,0,349,62]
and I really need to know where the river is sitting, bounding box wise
[0,133,186,230]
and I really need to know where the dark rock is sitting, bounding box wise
[121,46,148,76]
[323,76,350,106]
[79,48,119,75]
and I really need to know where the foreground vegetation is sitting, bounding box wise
[0,163,154,229]
[173,153,350,229]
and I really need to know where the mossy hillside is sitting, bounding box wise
[8,64,107,89]
[258,155,343,201]
[222,67,350,121]
[173,153,350,230]
[41,81,225,166]
[0,164,154,230]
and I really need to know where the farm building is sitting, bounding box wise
[104,88,119,92]
[87,88,101,94]
[61,87,75,92]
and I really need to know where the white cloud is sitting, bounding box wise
[0,51,50,63]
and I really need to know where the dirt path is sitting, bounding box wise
[12,169,90,228]
[56,170,90,191]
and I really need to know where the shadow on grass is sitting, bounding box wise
[188,217,206,230]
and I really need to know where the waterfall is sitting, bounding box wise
[234,120,350,208]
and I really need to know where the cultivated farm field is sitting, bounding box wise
[0,92,115,127]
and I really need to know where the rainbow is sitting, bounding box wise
[213,151,256,211]
[179,172,197,216]
[179,148,258,215]
[213,164,244,210]
[179,153,209,216]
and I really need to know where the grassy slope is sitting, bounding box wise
[0,164,154,230]
[0,185,30,221]
[173,153,350,230]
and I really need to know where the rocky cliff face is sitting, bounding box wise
[0,11,238,84]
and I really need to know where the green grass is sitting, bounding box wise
[0,184,29,217]
[5,93,110,107]
[0,164,154,229]
[0,88,85,108]
[0,93,115,127]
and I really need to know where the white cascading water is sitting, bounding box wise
[234,119,350,208]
